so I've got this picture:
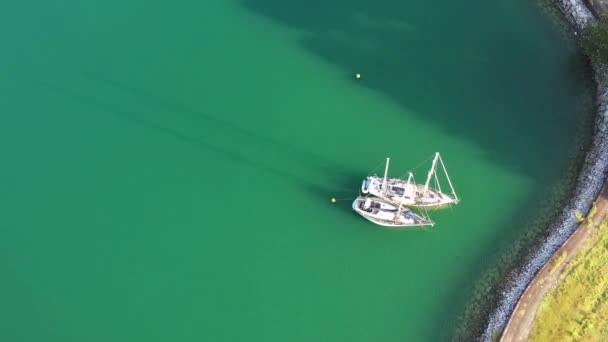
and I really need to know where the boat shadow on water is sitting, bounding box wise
[79,69,353,181]
[33,76,363,215]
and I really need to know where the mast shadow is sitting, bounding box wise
[80,69,349,184]
[33,79,366,219]
[34,80,320,188]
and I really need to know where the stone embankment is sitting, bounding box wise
[480,2,608,341]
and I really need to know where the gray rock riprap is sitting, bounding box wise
[480,1,608,341]
[560,0,596,28]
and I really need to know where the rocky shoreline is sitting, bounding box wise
[480,2,608,341]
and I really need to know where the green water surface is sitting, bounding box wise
[0,0,593,341]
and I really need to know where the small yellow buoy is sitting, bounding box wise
[331,197,337,203]
[355,73,361,79]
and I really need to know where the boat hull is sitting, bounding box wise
[364,176,457,208]
[352,196,434,228]
[361,178,370,194]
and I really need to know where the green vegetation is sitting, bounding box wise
[581,20,608,69]
[529,220,608,341]
[588,204,598,226]
[575,209,586,223]
[548,251,568,275]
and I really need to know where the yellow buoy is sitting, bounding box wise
[331,198,337,203]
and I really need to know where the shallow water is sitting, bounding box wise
[0,1,593,341]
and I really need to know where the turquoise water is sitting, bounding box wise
[0,1,592,341]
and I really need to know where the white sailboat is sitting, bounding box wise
[361,153,459,208]
[352,196,434,228]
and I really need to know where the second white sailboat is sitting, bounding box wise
[361,153,459,208]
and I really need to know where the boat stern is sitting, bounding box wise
[361,177,370,194]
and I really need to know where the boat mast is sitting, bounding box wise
[423,153,439,196]
[382,157,390,195]
[433,165,442,194]
[406,172,413,188]
[396,202,403,223]
[405,172,414,198]
[438,153,458,202]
